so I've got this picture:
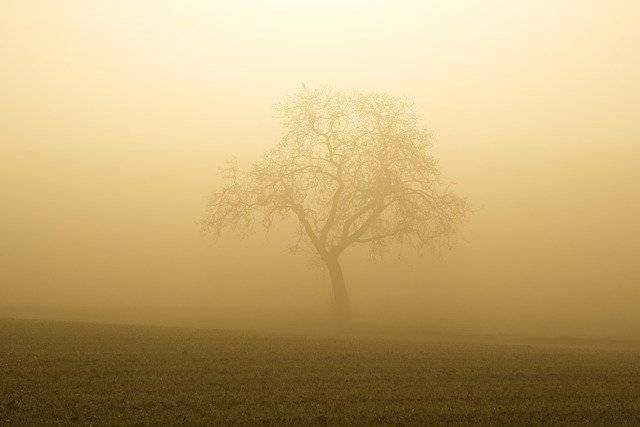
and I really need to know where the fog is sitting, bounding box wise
[2,0,639,339]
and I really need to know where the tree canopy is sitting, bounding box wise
[203,86,469,317]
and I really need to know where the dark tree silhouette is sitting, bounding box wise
[203,86,469,319]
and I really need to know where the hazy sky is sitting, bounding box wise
[2,1,639,338]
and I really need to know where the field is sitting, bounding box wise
[1,318,640,424]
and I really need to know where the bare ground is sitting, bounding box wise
[1,318,639,425]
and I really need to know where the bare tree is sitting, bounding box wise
[202,86,469,319]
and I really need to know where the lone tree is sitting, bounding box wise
[203,86,469,319]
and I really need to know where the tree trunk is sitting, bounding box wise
[326,257,351,319]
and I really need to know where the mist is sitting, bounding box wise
[2,0,639,340]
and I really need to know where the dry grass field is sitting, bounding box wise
[1,318,640,425]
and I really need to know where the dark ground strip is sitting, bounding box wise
[1,318,639,424]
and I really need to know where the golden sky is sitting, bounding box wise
[1,1,639,338]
